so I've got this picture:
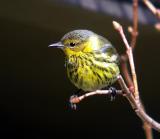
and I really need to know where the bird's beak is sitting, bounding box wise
[48,42,64,49]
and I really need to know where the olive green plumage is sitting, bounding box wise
[49,30,120,91]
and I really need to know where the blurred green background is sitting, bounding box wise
[0,0,160,138]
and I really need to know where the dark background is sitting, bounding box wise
[0,0,160,138]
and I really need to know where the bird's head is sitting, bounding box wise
[49,30,100,56]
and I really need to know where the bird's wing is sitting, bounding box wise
[99,43,113,53]
[95,43,120,64]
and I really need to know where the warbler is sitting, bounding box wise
[49,30,120,92]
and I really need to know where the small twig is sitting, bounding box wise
[143,0,160,19]
[117,75,160,132]
[70,90,123,104]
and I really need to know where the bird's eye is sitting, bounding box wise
[70,42,76,47]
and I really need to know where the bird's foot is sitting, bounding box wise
[69,95,78,110]
[69,89,82,110]
[109,87,117,101]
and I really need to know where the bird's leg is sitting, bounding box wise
[69,89,82,110]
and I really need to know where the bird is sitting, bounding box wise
[49,29,120,93]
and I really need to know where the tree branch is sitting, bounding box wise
[113,21,154,139]
[121,1,154,138]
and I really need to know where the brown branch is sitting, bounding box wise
[113,21,153,139]
[143,0,160,19]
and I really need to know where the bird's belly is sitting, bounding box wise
[67,64,119,91]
